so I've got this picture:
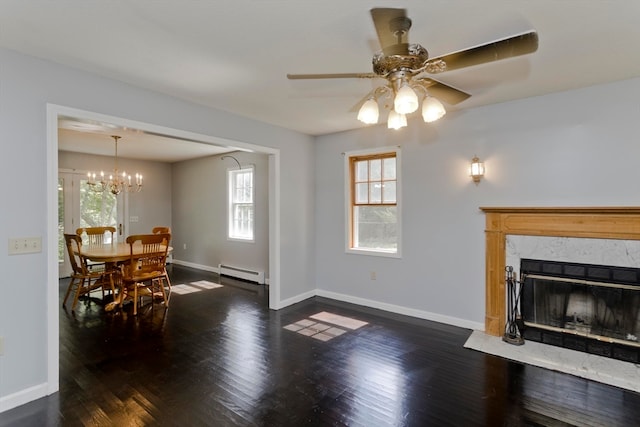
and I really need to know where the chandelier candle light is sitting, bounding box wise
[87,135,143,195]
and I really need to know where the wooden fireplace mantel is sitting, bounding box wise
[480,206,640,336]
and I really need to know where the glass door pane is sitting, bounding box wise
[79,179,118,242]
[58,171,127,278]
[58,177,69,276]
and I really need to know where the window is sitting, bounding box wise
[228,166,254,241]
[346,148,400,256]
[79,179,118,229]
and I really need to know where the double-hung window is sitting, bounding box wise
[346,147,400,256]
[227,165,254,241]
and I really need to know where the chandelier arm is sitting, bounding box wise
[368,85,394,111]
[409,81,430,99]
[373,85,392,99]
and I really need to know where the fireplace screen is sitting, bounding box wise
[521,259,640,362]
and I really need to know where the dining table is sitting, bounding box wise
[78,241,173,312]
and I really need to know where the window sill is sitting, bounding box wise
[346,248,401,259]
[227,237,255,243]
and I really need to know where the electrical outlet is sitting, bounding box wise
[370,271,377,280]
[0,336,4,356]
[183,243,187,250]
[8,237,42,255]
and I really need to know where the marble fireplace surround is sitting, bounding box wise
[480,206,640,337]
[467,207,640,392]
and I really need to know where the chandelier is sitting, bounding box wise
[357,72,446,130]
[87,135,143,195]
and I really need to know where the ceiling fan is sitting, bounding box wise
[287,8,538,129]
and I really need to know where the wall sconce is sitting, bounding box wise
[470,155,485,184]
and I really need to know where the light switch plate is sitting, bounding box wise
[8,237,42,255]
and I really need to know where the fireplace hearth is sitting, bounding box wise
[520,258,640,363]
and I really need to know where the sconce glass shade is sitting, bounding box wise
[387,111,407,130]
[422,96,446,123]
[470,156,485,183]
[357,98,379,124]
[394,84,419,114]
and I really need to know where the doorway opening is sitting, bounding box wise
[46,104,281,395]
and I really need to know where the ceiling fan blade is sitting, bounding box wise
[370,8,410,56]
[287,73,378,80]
[425,31,539,73]
[418,79,471,105]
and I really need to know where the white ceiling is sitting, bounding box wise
[58,119,231,163]
[3,1,640,147]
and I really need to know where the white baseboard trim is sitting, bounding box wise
[275,290,316,309]
[315,289,484,331]
[0,383,49,413]
[171,259,270,285]
[171,259,218,273]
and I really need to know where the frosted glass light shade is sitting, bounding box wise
[394,84,419,114]
[470,156,485,183]
[422,96,446,123]
[357,98,379,124]
[387,111,407,130]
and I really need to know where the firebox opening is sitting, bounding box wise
[521,258,640,363]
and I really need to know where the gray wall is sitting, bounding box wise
[59,149,270,278]
[0,47,314,410]
[5,39,640,413]
[314,76,640,330]
[171,152,269,277]
[58,151,172,236]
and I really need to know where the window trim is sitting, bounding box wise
[344,146,401,258]
[227,164,255,242]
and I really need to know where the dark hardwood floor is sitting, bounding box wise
[2,264,640,426]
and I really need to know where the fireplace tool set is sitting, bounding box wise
[503,266,525,345]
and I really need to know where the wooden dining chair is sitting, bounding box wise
[76,226,117,245]
[76,226,117,271]
[120,233,171,315]
[63,233,115,312]
[152,226,172,292]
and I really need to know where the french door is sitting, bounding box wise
[58,170,127,277]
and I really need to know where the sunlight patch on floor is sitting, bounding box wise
[284,312,368,341]
[171,281,223,295]
[310,311,368,330]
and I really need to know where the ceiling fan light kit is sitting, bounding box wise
[359,79,446,127]
[357,97,380,124]
[394,82,419,114]
[387,110,407,130]
[287,8,538,130]
[422,96,446,123]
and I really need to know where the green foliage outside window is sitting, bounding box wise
[58,179,118,263]
[79,181,117,229]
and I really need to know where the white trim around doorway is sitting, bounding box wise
[46,103,281,396]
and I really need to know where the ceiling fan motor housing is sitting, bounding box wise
[372,43,430,77]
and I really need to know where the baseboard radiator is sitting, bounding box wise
[218,264,265,284]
